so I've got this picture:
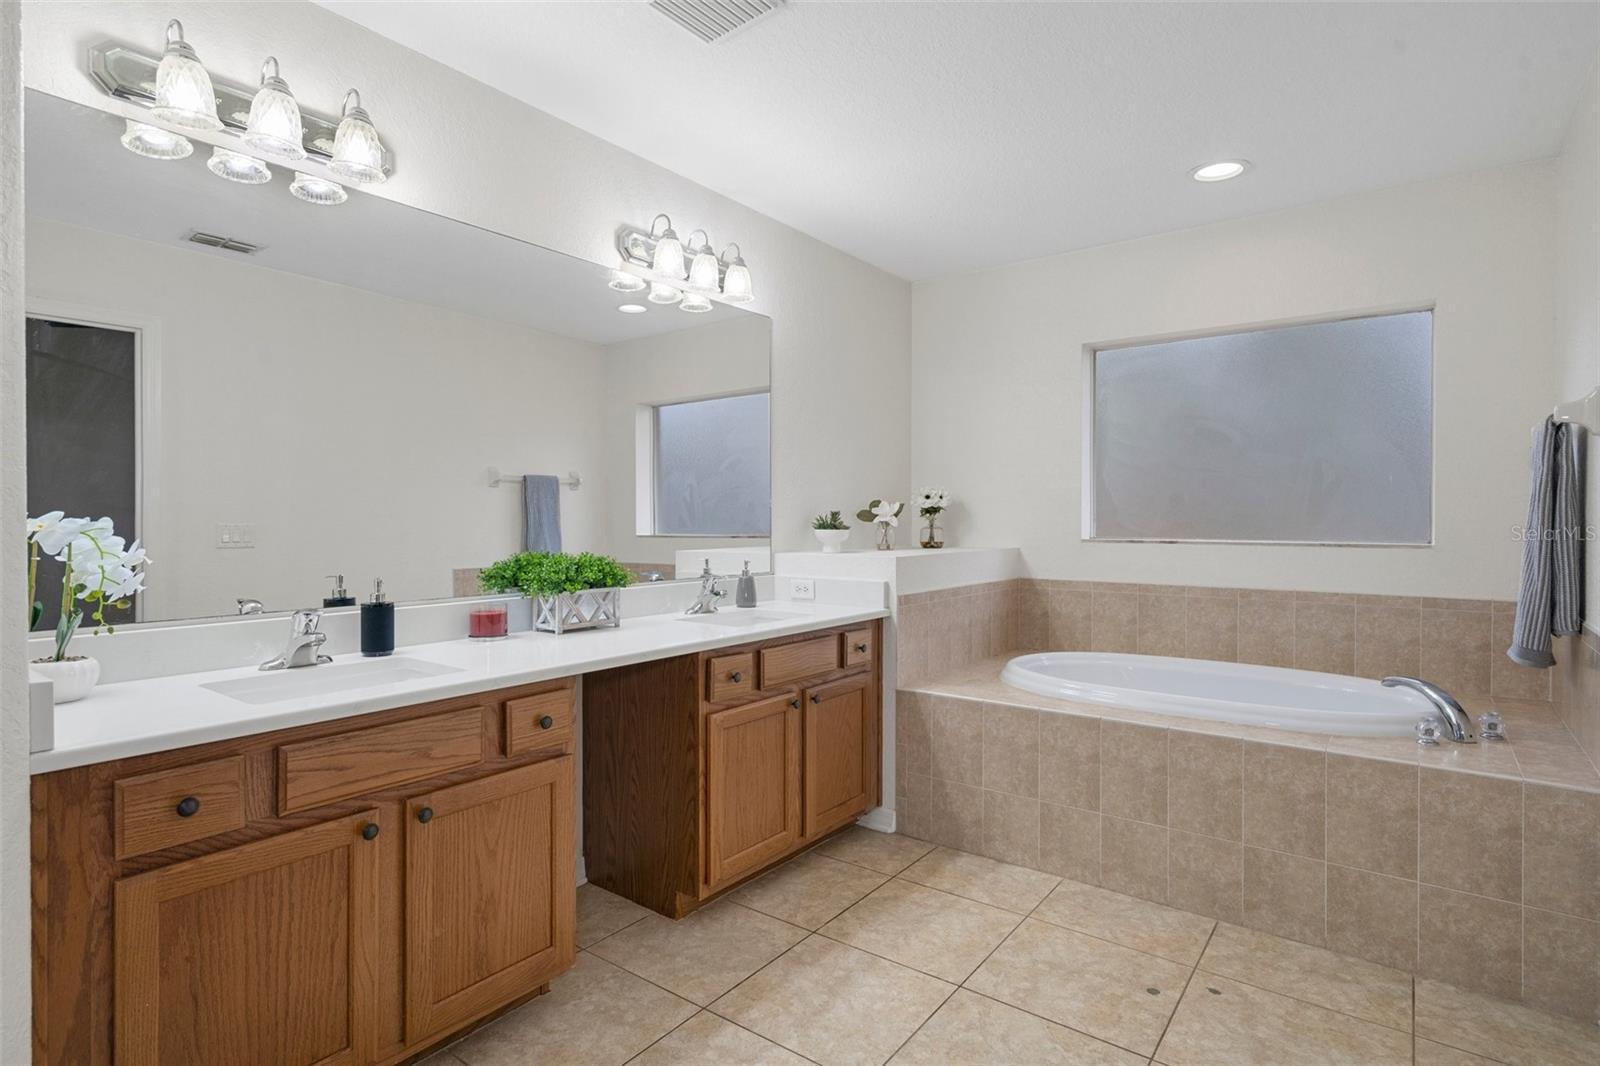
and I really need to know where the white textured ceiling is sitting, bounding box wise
[318,1,1600,282]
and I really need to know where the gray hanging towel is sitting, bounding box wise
[522,475,562,554]
[1507,417,1584,667]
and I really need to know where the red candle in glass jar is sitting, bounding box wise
[468,604,508,640]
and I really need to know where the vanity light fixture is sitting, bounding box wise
[617,304,648,314]
[119,119,192,160]
[206,146,271,185]
[242,57,306,161]
[329,90,388,185]
[617,215,755,306]
[685,230,721,292]
[649,214,687,280]
[647,282,684,305]
[608,271,648,293]
[1190,160,1249,182]
[719,244,753,303]
[679,292,713,314]
[289,172,348,205]
[151,19,222,131]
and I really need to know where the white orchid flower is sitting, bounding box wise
[26,511,65,540]
[872,501,902,527]
[32,514,94,556]
[122,539,151,568]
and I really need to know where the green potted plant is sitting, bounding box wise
[479,551,633,634]
[811,510,850,553]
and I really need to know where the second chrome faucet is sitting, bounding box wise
[260,608,333,671]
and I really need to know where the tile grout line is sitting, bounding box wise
[1149,920,1217,1062]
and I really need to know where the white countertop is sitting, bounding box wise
[32,602,887,774]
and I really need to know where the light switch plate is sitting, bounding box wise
[216,522,255,549]
[788,578,815,600]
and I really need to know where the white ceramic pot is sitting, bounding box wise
[813,529,849,553]
[31,655,100,704]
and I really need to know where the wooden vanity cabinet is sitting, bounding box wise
[585,621,883,917]
[32,678,577,1066]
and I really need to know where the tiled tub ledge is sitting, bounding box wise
[895,660,1600,1022]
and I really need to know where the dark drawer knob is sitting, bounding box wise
[539,715,554,730]
[361,822,380,841]
[854,642,869,653]
[789,698,801,709]
[175,796,200,818]
[416,806,434,824]
[810,693,822,704]
[729,671,743,683]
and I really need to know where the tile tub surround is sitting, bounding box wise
[895,680,1600,1022]
[1554,627,1600,764]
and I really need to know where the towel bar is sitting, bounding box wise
[486,467,581,490]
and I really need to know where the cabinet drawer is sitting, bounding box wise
[277,707,486,815]
[114,756,247,859]
[843,628,875,668]
[706,652,757,704]
[760,635,840,689]
[506,687,575,754]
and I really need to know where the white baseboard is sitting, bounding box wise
[856,806,896,833]
[576,855,587,886]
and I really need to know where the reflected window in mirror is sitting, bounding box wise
[647,392,771,537]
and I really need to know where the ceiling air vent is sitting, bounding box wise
[650,0,783,43]
[187,231,261,254]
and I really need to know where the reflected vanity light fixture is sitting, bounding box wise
[151,19,222,131]
[615,214,756,307]
[608,270,647,293]
[679,292,713,314]
[206,146,271,184]
[120,118,192,160]
[242,57,306,161]
[647,281,684,305]
[290,172,348,205]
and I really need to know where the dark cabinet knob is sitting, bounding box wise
[729,671,743,683]
[855,643,869,653]
[416,807,434,824]
[810,693,823,704]
[789,698,801,709]
[539,715,554,730]
[361,822,380,841]
[175,796,200,818]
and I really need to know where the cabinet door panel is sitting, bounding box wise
[804,675,877,839]
[114,812,380,1066]
[405,757,575,1043]
[704,694,802,891]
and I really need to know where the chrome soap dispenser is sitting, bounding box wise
[736,561,758,608]
[361,578,394,657]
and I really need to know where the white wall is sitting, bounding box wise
[911,163,1559,600]
[601,315,771,571]
[27,217,609,619]
[1555,52,1600,614]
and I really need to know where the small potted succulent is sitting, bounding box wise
[856,500,905,551]
[811,511,850,553]
[479,551,633,634]
[26,512,150,703]
[916,487,950,549]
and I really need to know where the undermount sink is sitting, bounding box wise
[201,657,463,705]
[676,610,798,628]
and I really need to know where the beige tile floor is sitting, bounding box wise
[424,827,1600,1066]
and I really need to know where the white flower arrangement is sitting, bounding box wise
[26,511,150,662]
[917,488,950,517]
[856,499,904,527]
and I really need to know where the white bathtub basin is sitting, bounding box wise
[1001,652,1433,736]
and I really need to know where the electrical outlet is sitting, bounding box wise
[788,577,815,600]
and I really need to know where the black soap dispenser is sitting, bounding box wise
[361,578,394,657]
[323,573,356,608]
[735,561,758,608]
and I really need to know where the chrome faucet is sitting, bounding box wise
[236,597,264,615]
[260,608,333,671]
[1382,676,1475,743]
[684,561,725,615]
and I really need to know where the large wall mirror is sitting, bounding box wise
[22,92,772,626]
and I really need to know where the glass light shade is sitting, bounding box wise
[608,271,647,293]
[206,147,271,185]
[243,57,306,161]
[120,119,192,160]
[329,89,386,185]
[679,292,713,313]
[647,282,683,305]
[720,246,754,302]
[651,228,686,280]
[290,172,348,206]
[151,20,222,131]
[687,248,721,292]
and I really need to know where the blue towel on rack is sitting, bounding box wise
[523,475,562,554]
[1508,418,1584,667]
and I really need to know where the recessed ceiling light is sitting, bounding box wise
[617,303,647,314]
[1191,160,1249,182]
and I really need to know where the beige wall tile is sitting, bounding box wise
[1101,816,1168,904]
[1168,731,1242,841]
[983,790,1041,869]
[1185,595,1239,662]
[1090,591,1138,653]
[1419,598,1494,611]
[898,772,930,841]
[1294,602,1355,675]
[925,694,984,786]
[896,690,930,785]
[928,777,985,853]
[1050,588,1093,651]
[982,703,1039,798]
[1522,908,1600,1022]
[1100,721,1168,825]
[1039,801,1101,886]
[1326,754,1417,879]
[1523,783,1600,920]
[1418,768,1522,902]
[1419,608,1492,696]
[1242,847,1326,947]
[1242,743,1326,859]
[1325,864,1418,972]
[1237,594,1296,668]
[1491,609,1552,699]
[1417,885,1521,1001]
[1016,586,1049,652]
[1168,830,1243,924]
[1038,713,1099,810]
[1354,605,1421,679]
[1137,593,1187,657]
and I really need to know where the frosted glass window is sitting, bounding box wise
[1091,311,1432,543]
[654,392,771,536]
